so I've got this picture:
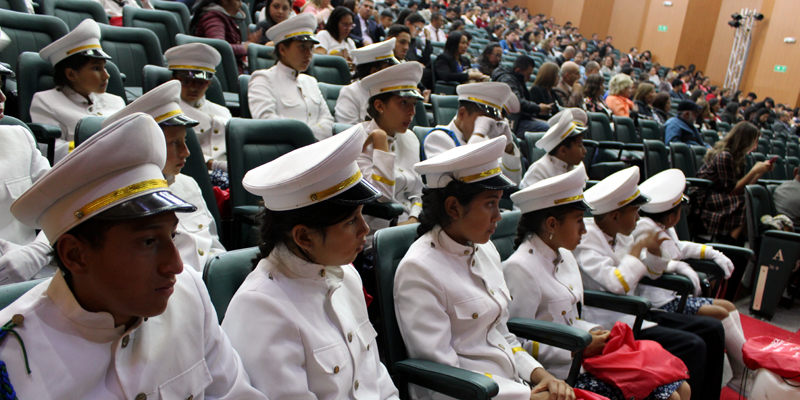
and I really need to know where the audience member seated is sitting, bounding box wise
[669,78,687,100]
[751,107,771,130]
[30,20,126,163]
[720,101,741,125]
[519,109,586,188]
[335,39,397,124]
[553,61,582,108]
[301,0,333,27]
[530,61,561,118]
[424,11,447,43]
[191,0,256,74]
[404,13,432,70]
[249,14,334,140]
[491,56,551,135]
[434,31,486,84]
[255,0,293,44]
[582,74,612,118]
[499,29,518,53]
[773,166,800,227]
[315,6,357,61]
[478,43,503,76]
[605,74,635,117]
[651,92,671,125]
[697,122,774,244]
[553,45,574,67]
[695,99,717,131]
[648,66,661,87]
[633,82,657,121]
[771,110,794,136]
[665,100,708,147]
[579,61,600,86]
[98,0,152,19]
[350,0,383,47]
[599,55,615,75]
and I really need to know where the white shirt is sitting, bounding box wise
[423,119,522,184]
[222,244,400,400]
[169,174,225,272]
[248,61,334,140]
[30,86,126,163]
[335,80,369,125]
[520,156,579,189]
[181,97,232,164]
[0,269,266,400]
[503,234,601,380]
[394,226,542,400]
[424,25,447,43]
[0,125,55,284]
[356,120,424,247]
[315,30,357,56]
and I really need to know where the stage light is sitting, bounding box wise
[731,13,743,21]
[754,13,764,21]
[728,20,742,28]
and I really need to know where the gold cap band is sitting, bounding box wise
[74,179,168,219]
[154,109,184,123]
[310,171,362,201]
[554,194,584,205]
[168,64,216,73]
[380,85,418,93]
[460,167,502,183]
[67,44,102,55]
[375,54,395,60]
[617,189,641,207]
[560,123,577,139]
[467,96,501,111]
[285,31,313,38]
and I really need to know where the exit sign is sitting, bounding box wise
[658,25,668,32]
[775,65,787,72]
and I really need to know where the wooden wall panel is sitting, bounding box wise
[640,0,690,66]
[606,0,649,53]
[508,0,553,16]
[747,0,800,106]
[550,0,585,28]
[675,0,722,72]
[578,0,615,42]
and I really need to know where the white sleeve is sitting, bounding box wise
[0,234,52,285]
[422,129,456,160]
[248,74,279,121]
[30,93,68,141]
[357,147,396,204]
[311,85,334,140]
[574,245,649,295]
[334,85,363,125]
[25,129,51,180]
[501,143,522,184]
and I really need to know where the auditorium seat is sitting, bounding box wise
[0,9,68,76]
[122,6,182,51]
[40,0,108,30]
[151,0,191,33]
[99,23,165,101]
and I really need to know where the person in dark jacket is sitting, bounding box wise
[491,55,552,137]
[529,61,560,119]
[433,31,485,84]
[665,100,709,147]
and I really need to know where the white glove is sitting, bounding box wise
[211,160,228,173]
[672,261,702,296]
[705,247,734,279]
[0,238,53,285]
[472,116,496,139]
[495,119,514,144]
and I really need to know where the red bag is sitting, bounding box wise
[574,388,610,400]
[743,336,800,383]
[582,322,690,400]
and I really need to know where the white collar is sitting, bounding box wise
[430,225,477,257]
[275,61,300,80]
[445,119,467,143]
[529,233,560,267]
[267,243,344,284]
[61,86,98,106]
[47,272,139,335]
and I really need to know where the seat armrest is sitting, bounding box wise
[362,201,404,220]
[640,273,693,295]
[583,290,651,317]
[583,139,599,146]
[27,123,62,140]
[762,230,800,242]
[507,318,591,352]
[119,73,126,83]
[395,359,499,400]
[622,143,644,151]
[685,259,723,278]
[597,141,624,150]
[232,205,262,217]
[685,178,712,188]
[705,243,754,261]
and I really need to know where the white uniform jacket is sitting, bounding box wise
[0,125,54,284]
[519,156,581,189]
[222,244,399,400]
[169,174,225,272]
[335,80,369,125]
[356,120,424,246]
[30,86,126,162]
[181,97,231,164]
[394,226,542,400]
[572,218,669,329]
[423,120,522,183]
[315,30,357,56]
[0,269,266,400]
[631,217,709,308]
[503,234,602,380]
[248,61,334,140]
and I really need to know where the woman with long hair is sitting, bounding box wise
[530,61,560,119]
[315,6,357,60]
[633,82,656,120]
[719,102,741,124]
[651,92,672,124]
[191,0,255,74]
[600,55,615,75]
[582,74,612,118]
[222,128,399,399]
[255,0,293,44]
[697,121,774,244]
[434,31,486,83]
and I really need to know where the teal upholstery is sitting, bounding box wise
[318,82,343,117]
[717,121,731,132]
[745,184,776,252]
[413,126,432,161]
[612,116,640,144]
[141,65,226,107]
[0,0,28,12]
[309,54,351,85]
[787,142,799,158]
[236,3,252,42]
[0,10,68,76]
[247,43,275,72]
[73,116,106,147]
[524,131,546,164]
[770,140,787,157]
[702,130,719,147]
[767,155,787,181]
[99,23,164,101]
[642,139,670,180]
[203,247,259,323]
[431,94,458,126]
[669,142,712,187]
[490,211,520,261]
[411,98,428,129]
[0,279,47,310]
[332,122,352,135]
[639,119,662,141]
[151,0,190,33]
[238,74,250,118]
[176,34,239,94]
[691,145,707,170]
[40,0,108,30]
[587,112,623,163]
[757,138,770,154]
[786,156,799,176]
[17,52,126,123]
[761,129,774,140]
[122,6,181,51]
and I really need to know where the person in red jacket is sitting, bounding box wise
[190,0,260,74]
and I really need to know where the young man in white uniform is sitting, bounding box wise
[335,38,397,125]
[519,108,587,189]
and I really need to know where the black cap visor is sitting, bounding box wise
[175,70,215,81]
[281,34,320,45]
[476,103,503,120]
[0,63,14,78]
[627,193,651,207]
[472,174,517,190]
[80,48,112,60]
[328,180,382,205]
[95,190,197,220]
[160,113,200,127]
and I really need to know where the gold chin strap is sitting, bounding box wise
[617,190,641,207]
[554,194,584,205]
[309,171,362,201]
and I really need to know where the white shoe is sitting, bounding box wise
[727,368,757,397]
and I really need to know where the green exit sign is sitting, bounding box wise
[658,25,668,32]
[775,65,787,72]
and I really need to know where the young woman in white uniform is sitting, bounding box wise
[30,19,126,162]
[248,13,334,140]
[222,128,399,399]
[335,38,397,125]
[504,167,691,400]
[395,137,575,400]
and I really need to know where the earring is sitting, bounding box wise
[549,232,554,240]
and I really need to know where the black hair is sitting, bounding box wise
[396,9,413,25]
[53,55,94,88]
[479,43,501,67]
[325,6,355,40]
[513,204,579,248]
[252,200,359,268]
[671,78,683,88]
[512,55,536,72]
[549,134,582,156]
[380,9,394,19]
[430,11,442,21]
[386,24,410,39]
[444,31,465,55]
[747,92,757,100]
[458,99,483,116]
[450,19,464,31]
[51,215,123,275]
[406,12,426,25]
[639,204,681,225]
[366,91,396,120]
[354,59,394,80]
[417,177,486,237]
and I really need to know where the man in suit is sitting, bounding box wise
[350,0,385,47]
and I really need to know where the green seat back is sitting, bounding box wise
[639,119,662,141]
[490,211,521,261]
[761,129,773,140]
[237,3,252,42]
[767,155,787,181]
[587,112,615,142]
[717,121,731,133]
[757,138,770,155]
[412,98,428,129]
[73,116,106,147]
[669,142,698,177]
[643,139,670,180]
[770,140,787,158]
[99,23,164,91]
[0,0,28,12]
[788,142,800,158]
[0,10,68,76]
[745,184,776,251]
[176,34,239,93]
[612,116,639,144]
[786,156,799,176]
[151,0,190,33]
[226,118,317,208]
[701,129,719,147]
[41,0,108,30]
[247,43,275,73]
[524,131,547,164]
[203,247,259,323]
[431,94,458,126]
[0,279,47,310]
[317,82,343,117]
[308,54,351,85]
[691,145,707,170]
[413,126,432,161]
[122,7,181,51]
[17,52,126,123]
[238,74,251,118]
[142,65,226,107]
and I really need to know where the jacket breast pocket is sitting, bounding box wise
[453,296,490,320]
[280,96,302,109]
[547,297,576,324]
[312,342,351,375]
[158,359,213,399]
[356,320,378,351]
[2,176,32,203]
